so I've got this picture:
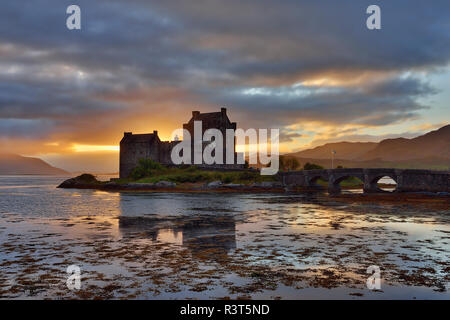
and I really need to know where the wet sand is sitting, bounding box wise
[330,192,450,211]
[0,189,448,300]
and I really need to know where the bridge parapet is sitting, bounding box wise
[394,169,450,193]
[278,168,450,194]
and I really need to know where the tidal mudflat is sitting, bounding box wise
[0,176,448,299]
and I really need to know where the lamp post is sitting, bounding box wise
[331,150,336,169]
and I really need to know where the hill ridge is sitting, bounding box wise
[0,153,68,175]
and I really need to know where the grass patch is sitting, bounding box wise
[316,177,364,188]
[116,160,277,184]
[135,168,276,184]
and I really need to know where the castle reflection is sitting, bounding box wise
[118,210,236,259]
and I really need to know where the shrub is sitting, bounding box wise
[186,165,198,172]
[130,158,164,180]
[223,176,233,183]
[303,162,324,170]
[139,158,163,170]
[238,171,257,180]
[212,172,222,181]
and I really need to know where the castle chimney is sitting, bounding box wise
[153,130,158,136]
[192,111,200,118]
[221,107,227,115]
[124,132,132,136]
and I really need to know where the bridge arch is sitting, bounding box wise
[303,171,329,189]
[333,174,364,185]
[370,175,398,192]
[308,175,328,185]
[329,174,364,194]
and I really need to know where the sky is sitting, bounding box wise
[1,0,449,173]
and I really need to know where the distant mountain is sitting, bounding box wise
[279,156,449,170]
[286,124,450,170]
[0,154,68,175]
[290,141,377,160]
[361,125,450,161]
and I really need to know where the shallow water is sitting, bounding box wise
[0,176,448,299]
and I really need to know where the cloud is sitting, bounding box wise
[278,129,303,143]
[0,0,449,171]
[0,119,55,138]
[203,75,432,128]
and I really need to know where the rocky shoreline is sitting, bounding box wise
[57,174,450,207]
[57,175,286,192]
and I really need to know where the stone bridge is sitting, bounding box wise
[279,168,450,194]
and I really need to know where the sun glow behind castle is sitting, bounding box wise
[71,124,280,175]
[70,140,272,155]
[72,144,120,152]
[70,138,272,155]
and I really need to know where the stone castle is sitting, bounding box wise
[120,108,241,178]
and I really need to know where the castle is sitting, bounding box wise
[119,108,241,178]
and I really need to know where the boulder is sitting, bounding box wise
[251,181,283,188]
[57,174,99,188]
[223,183,244,189]
[123,183,155,190]
[155,181,176,188]
[206,180,223,188]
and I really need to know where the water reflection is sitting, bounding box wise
[118,193,237,259]
[119,214,236,258]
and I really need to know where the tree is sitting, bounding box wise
[287,157,300,171]
[303,162,324,170]
[279,156,300,171]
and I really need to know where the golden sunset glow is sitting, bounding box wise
[72,144,120,153]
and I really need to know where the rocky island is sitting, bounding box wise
[57,159,284,193]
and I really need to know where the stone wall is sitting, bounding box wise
[395,169,450,193]
[158,141,181,165]
[119,133,160,179]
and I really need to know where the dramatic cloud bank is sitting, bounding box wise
[0,0,449,171]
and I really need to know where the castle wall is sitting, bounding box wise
[159,141,181,164]
[120,138,160,179]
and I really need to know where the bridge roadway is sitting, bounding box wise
[279,168,450,194]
